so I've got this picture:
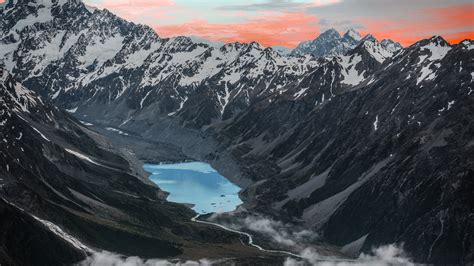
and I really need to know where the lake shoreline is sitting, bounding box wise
[144,162,243,215]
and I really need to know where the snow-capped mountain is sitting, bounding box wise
[0,0,402,128]
[291,28,402,59]
[0,68,182,256]
[0,68,176,260]
[380,39,403,53]
[0,69,265,263]
[1,0,473,264]
[212,37,474,264]
[0,0,323,127]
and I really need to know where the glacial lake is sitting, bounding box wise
[144,162,243,214]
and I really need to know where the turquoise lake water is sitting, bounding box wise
[144,162,243,214]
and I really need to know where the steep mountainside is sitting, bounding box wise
[0,197,86,265]
[94,36,473,265]
[1,0,473,264]
[0,0,320,127]
[100,37,473,265]
[212,37,474,264]
[0,69,271,264]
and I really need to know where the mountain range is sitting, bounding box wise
[293,28,403,58]
[0,0,473,264]
[0,68,279,264]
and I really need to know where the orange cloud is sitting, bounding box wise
[95,0,176,21]
[360,4,474,46]
[443,31,474,44]
[155,12,320,48]
[2,0,472,48]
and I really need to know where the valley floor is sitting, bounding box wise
[80,118,349,263]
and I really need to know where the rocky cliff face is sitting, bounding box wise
[212,37,474,264]
[1,0,473,264]
[0,67,185,257]
[0,197,86,265]
[0,69,272,264]
[0,0,321,128]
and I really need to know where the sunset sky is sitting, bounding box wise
[3,0,474,47]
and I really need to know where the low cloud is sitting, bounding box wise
[284,245,414,266]
[209,212,319,250]
[208,212,415,265]
[79,251,212,266]
[242,215,317,248]
[79,222,414,266]
[80,246,413,266]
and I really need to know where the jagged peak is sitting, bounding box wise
[343,29,362,41]
[410,35,451,51]
[318,28,341,40]
[380,39,403,52]
[220,41,263,52]
[83,3,97,13]
[222,41,245,49]
[349,36,395,64]
[381,39,401,46]
[428,35,450,46]
[360,34,378,43]
[404,35,452,63]
[459,39,474,50]
[249,41,264,49]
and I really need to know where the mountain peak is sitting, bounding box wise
[343,29,362,41]
[249,41,263,49]
[428,35,449,46]
[352,37,395,63]
[411,35,451,51]
[460,39,474,49]
[319,28,341,40]
[380,39,403,52]
[361,34,378,43]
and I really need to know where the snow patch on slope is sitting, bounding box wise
[65,148,102,166]
[362,41,393,63]
[339,55,365,85]
[78,35,125,67]
[421,41,452,61]
[33,215,93,253]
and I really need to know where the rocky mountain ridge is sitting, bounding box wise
[1,0,321,127]
[291,28,403,58]
[210,37,473,264]
[1,0,473,264]
[0,0,405,129]
[0,69,274,264]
